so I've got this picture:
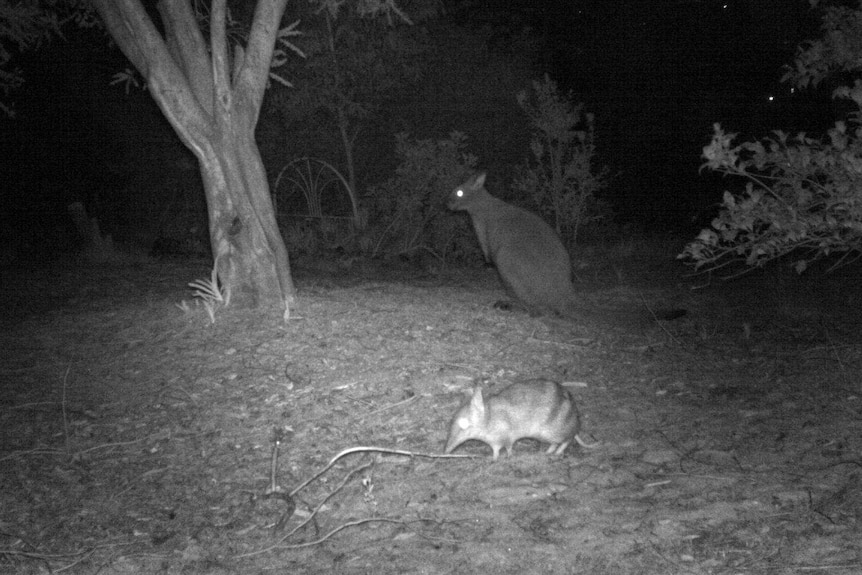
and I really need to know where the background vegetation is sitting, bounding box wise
[682,1,862,277]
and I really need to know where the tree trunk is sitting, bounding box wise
[198,127,295,313]
[90,0,295,319]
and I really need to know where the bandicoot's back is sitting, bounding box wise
[449,172,577,316]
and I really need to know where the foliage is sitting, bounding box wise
[367,131,477,259]
[785,0,862,105]
[681,123,862,274]
[284,9,420,114]
[269,6,425,198]
[187,0,305,88]
[513,75,608,248]
[0,0,88,116]
[682,1,862,275]
[187,258,229,324]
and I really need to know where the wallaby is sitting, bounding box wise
[449,172,579,317]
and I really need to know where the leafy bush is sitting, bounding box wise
[681,122,862,274]
[681,2,862,275]
[366,131,478,261]
[513,75,608,248]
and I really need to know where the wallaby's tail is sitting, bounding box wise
[560,292,687,329]
[651,308,687,321]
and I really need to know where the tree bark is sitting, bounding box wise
[90,0,295,319]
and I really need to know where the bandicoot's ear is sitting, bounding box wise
[473,172,486,188]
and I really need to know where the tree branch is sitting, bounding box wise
[157,1,214,114]
[88,0,151,76]
[210,0,231,124]
[241,0,290,120]
[90,0,214,156]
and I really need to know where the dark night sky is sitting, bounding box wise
[450,0,829,224]
[0,0,839,252]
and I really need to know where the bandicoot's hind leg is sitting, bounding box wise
[546,441,571,455]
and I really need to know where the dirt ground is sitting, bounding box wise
[2,249,861,574]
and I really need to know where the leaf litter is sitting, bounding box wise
[1,258,861,574]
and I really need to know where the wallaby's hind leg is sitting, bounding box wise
[496,245,576,316]
[494,248,549,315]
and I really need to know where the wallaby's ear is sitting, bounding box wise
[469,386,485,416]
[473,172,486,188]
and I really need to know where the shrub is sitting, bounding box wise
[681,122,862,274]
[513,75,608,249]
[366,131,478,261]
[681,3,862,275]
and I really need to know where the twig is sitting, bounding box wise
[61,365,71,457]
[0,549,90,560]
[236,461,373,558]
[277,517,424,549]
[235,447,473,558]
[528,334,594,348]
[289,446,473,498]
[821,325,856,394]
[639,293,683,347]
[281,462,371,541]
[0,438,148,464]
[790,564,862,571]
[493,340,518,357]
[0,542,131,573]
[73,438,148,456]
[4,401,68,410]
[239,517,430,556]
[52,545,102,573]
[357,395,419,420]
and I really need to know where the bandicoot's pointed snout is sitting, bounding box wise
[443,380,582,460]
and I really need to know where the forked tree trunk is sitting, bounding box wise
[199,128,294,311]
[91,0,295,318]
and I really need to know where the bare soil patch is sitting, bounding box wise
[2,254,861,574]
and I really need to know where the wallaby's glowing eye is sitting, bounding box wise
[456,189,464,198]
